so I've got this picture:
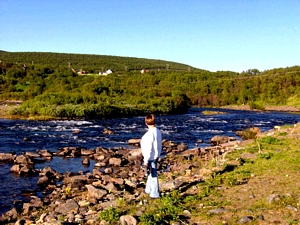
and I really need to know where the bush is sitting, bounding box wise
[99,207,120,223]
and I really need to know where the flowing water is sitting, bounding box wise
[0,108,299,214]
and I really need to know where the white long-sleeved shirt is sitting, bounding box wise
[141,126,162,163]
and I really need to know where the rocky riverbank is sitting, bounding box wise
[2,122,300,224]
[0,130,249,224]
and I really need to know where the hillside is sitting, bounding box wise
[0,50,300,119]
[0,51,201,73]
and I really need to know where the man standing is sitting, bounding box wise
[141,114,162,198]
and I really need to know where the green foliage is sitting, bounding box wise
[140,191,184,225]
[259,136,283,145]
[1,51,300,119]
[99,207,120,223]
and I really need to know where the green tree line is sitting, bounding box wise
[0,51,300,119]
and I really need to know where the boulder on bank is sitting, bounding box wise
[85,184,107,199]
[210,135,236,145]
[0,207,19,223]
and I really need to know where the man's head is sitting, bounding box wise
[145,114,155,126]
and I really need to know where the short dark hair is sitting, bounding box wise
[145,114,155,125]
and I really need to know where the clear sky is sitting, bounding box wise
[1,0,299,72]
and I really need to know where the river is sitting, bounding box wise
[0,108,299,214]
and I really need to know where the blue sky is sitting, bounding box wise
[1,0,299,72]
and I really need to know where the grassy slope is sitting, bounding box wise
[191,125,300,224]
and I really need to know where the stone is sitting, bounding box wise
[94,154,106,161]
[208,207,227,215]
[238,216,254,223]
[267,194,283,204]
[120,215,138,225]
[104,167,113,174]
[37,176,49,186]
[37,149,53,158]
[104,182,118,192]
[55,199,79,214]
[210,135,233,145]
[177,142,188,152]
[109,157,122,167]
[129,148,142,156]
[0,153,15,162]
[25,151,40,158]
[81,149,95,156]
[0,207,19,223]
[63,175,91,189]
[15,154,33,165]
[160,180,185,192]
[10,164,21,173]
[128,139,141,145]
[85,184,107,199]
[100,200,118,209]
[82,157,90,165]
[110,177,124,185]
[103,128,114,134]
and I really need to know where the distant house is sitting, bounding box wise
[99,69,113,75]
[140,69,149,74]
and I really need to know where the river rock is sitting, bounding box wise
[81,148,95,156]
[0,153,15,163]
[25,151,40,158]
[128,139,141,145]
[177,142,188,152]
[37,176,50,186]
[109,157,122,167]
[10,164,35,175]
[210,135,235,145]
[94,153,107,162]
[0,207,19,223]
[82,157,90,165]
[103,128,114,134]
[104,182,118,192]
[85,184,107,199]
[64,174,93,189]
[55,199,79,214]
[72,129,81,134]
[110,177,124,185]
[129,148,142,156]
[22,196,43,215]
[120,215,138,225]
[104,167,113,174]
[37,149,53,158]
[15,154,34,165]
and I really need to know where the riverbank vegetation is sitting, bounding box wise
[0,51,300,119]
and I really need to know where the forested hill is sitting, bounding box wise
[0,50,300,119]
[0,51,200,73]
